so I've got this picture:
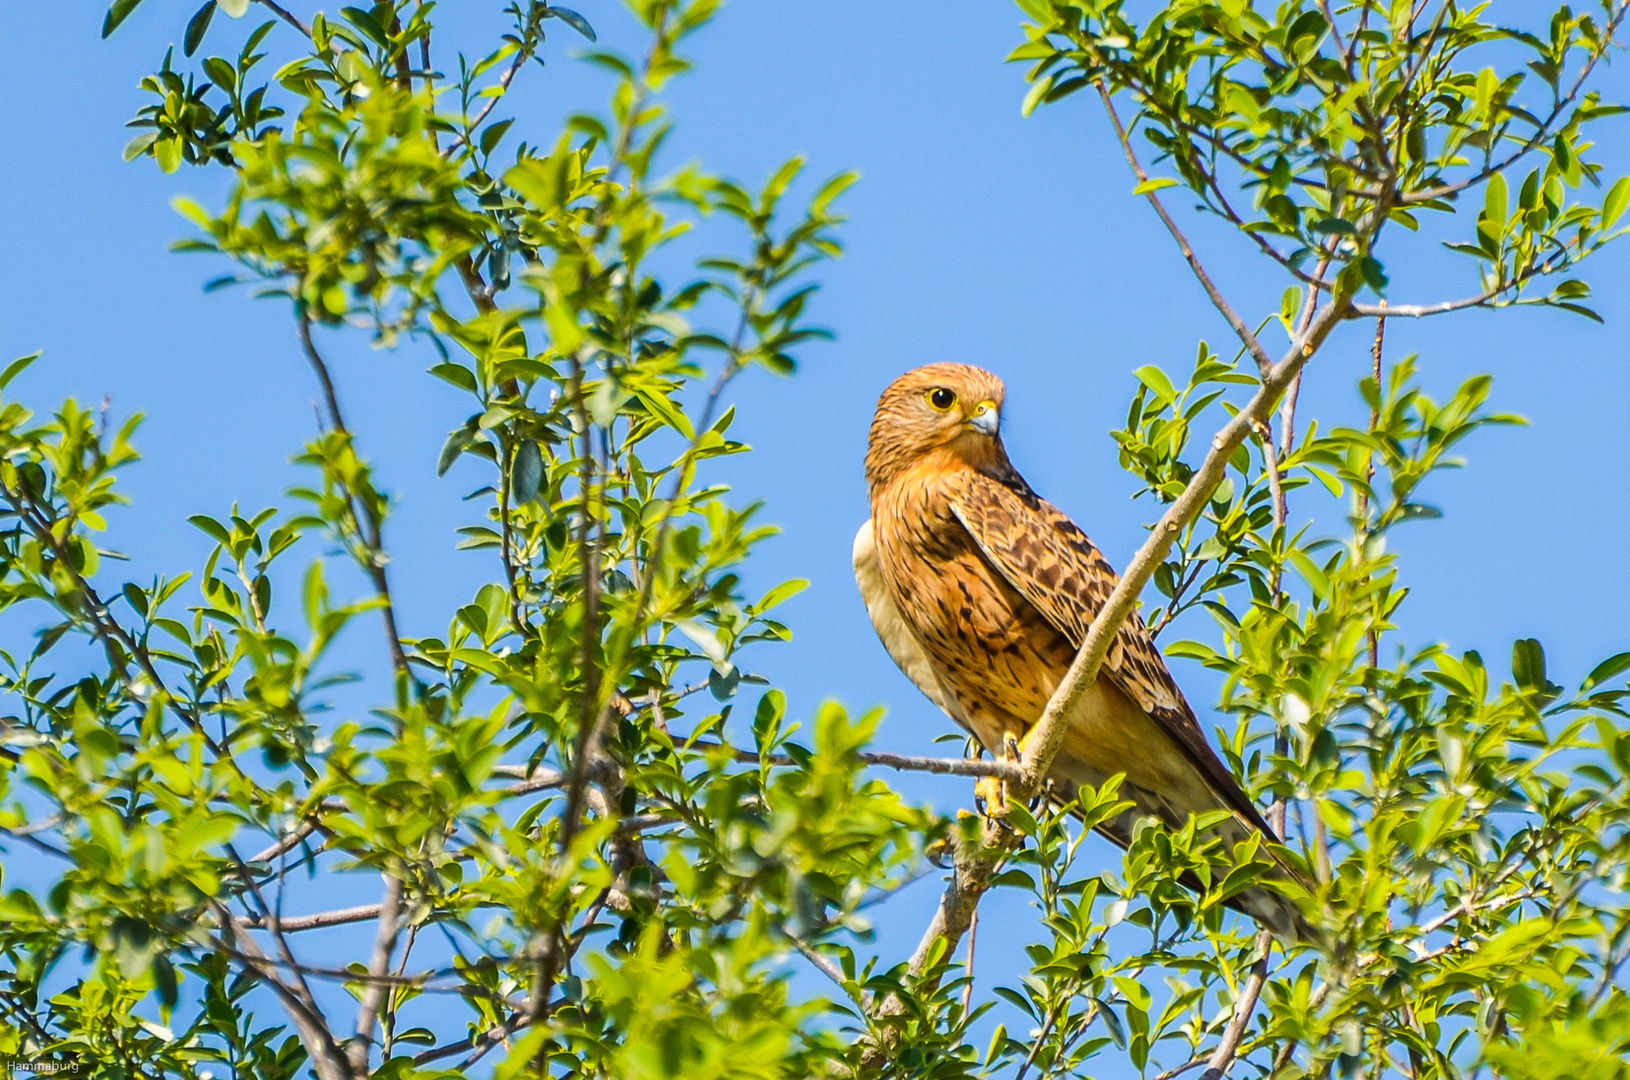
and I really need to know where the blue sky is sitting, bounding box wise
[3,0,1629,1070]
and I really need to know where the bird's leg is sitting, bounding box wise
[974,733,1023,819]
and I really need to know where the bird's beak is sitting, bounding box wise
[967,400,999,436]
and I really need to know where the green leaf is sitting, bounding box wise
[479,118,514,156]
[753,579,808,615]
[123,133,159,162]
[1554,301,1604,323]
[341,6,391,49]
[1484,172,1508,226]
[1132,365,1177,405]
[708,665,740,700]
[1311,217,1356,235]
[184,1,217,55]
[1280,286,1302,325]
[547,6,597,41]
[511,440,543,504]
[154,137,182,174]
[201,56,236,92]
[1582,651,1630,691]
[1133,177,1181,195]
[1603,177,1630,229]
[1358,256,1389,294]
[675,619,727,663]
[438,422,478,477]
[152,953,178,1010]
[1288,549,1329,599]
[1164,640,1221,663]
[1021,74,1056,118]
[1097,999,1127,1049]
[0,352,40,392]
[634,389,694,439]
[187,515,232,546]
[102,0,146,38]
[1512,638,1546,692]
[429,362,478,393]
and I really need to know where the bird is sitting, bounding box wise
[853,362,1311,942]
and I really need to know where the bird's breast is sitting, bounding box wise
[872,476,1074,738]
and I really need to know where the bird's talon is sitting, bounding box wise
[974,774,1009,819]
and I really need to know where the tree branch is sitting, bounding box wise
[236,904,386,933]
[1097,82,1274,376]
[684,741,1025,780]
[255,0,311,37]
[210,910,352,1080]
[1198,929,1274,1080]
[1019,300,1347,792]
[348,875,404,1075]
[298,317,411,681]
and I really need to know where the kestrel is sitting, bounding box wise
[854,363,1309,941]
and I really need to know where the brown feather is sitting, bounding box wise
[859,363,1312,942]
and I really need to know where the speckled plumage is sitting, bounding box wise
[856,363,1309,940]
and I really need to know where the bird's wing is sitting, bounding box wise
[853,519,974,734]
[945,469,1276,838]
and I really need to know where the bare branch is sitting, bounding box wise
[1315,0,1351,71]
[348,875,405,1075]
[1198,930,1274,1080]
[1350,291,1504,318]
[248,820,324,867]
[961,909,978,1014]
[686,741,1025,781]
[236,904,385,933]
[789,934,873,1012]
[0,823,72,862]
[414,1010,529,1068]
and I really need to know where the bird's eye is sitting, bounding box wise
[927,387,956,411]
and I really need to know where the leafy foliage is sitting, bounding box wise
[2,1,1630,1079]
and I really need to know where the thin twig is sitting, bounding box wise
[248,820,323,867]
[0,825,72,862]
[235,904,385,933]
[298,316,411,681]
[1097,82,1274,376]
[1315,0,1351,71]
[1280,252,1334,459]
[224,844,325,1030]
[445,13,543,156]
[414,1010,530,1067]
[1363,305,1386,668]
[255,0,311,36]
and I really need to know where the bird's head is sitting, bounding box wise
[865,363,1007,491]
